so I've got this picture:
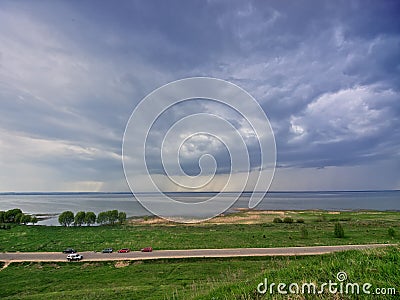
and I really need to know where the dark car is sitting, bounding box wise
[141,247,153,252]
[62,248,76,254]
[102,248,113,253]
[117,248,130,253]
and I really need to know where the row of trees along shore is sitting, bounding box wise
[58,210,127,227]
[0,208,38,225]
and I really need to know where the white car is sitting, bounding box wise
[67,253,83,261]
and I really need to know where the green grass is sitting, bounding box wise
[1,211,399,299]
[0,211,399,252]
[0,246,398,299]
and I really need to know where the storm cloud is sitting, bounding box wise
[0,0,399,191]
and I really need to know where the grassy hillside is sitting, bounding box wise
[0,246,398,299]
[0,211,399,252]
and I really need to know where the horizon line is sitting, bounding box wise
[0,189,399,195]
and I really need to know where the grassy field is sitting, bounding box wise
[0,210,399,252]
[0,246,398,299]
[1,211,399,299]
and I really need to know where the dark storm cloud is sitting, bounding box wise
[143,99,261,176]
[203,1,400,171]
[0,0,399,191]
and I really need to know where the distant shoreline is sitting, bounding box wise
[26,208,400,227]
[1,189,399,195]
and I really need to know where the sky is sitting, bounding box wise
[0,0,399,192]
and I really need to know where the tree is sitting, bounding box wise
[58,211,74,227]
[97,212,108,225]
[118,211,127,224]
[5,208,22,223]
[15,213,23,224]
[0,211,5,223]
[108,210,119,225]
[334,222,345,238]
[31,216,38,225]
[74,211,86,226]
[20,214,31,225]
[85,212,96,226]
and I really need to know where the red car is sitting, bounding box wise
[141,247,153,252]
[117,248,130,253]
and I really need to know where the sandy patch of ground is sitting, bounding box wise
[129,210,294,225]
[81,262,102,269]
[115,261,130,268]
[129,217,174,225]
[206,210,287,224]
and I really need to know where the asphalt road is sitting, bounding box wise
[0,244,394,263]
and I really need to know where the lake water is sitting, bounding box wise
[0,191,399,225]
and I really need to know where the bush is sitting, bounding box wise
[315,215,327,222]
[296,218,305,223]
[300,226,309,238]
[334,222,345,238]
[273,217,283,223]
[283,217,294,224]
[388,227,395,238]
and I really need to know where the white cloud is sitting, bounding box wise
[290,86,396,144]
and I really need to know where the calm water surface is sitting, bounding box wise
[0,191,398,225]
